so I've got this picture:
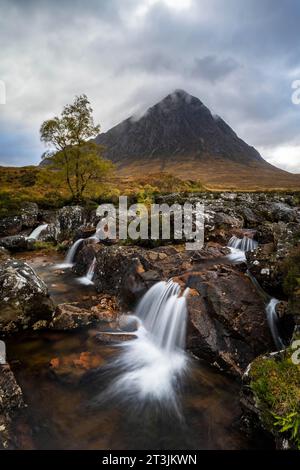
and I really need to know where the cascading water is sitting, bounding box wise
[0,340,6,365]
[78,257,96,285]
[27,224,48,240]
[227,235,258,263]
[97,280,189,414]
[55,238,84,268]
[266,298,285,350]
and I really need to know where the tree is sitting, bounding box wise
[40,94,113,201]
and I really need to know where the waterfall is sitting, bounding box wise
[78,257,96,285]
[266,298,285,350]
[228,235,258,251]
[0,340,6,365]
[227,235,258,263]
[27,224,48,240]
[97,280,189,412]
[55,238,84,269]
[136,280,188,351]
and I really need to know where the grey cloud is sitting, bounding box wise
[0,0,299,172]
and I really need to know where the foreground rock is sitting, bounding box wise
[0,363,25,449]
[241,349,300,449]
[0,235,35,253]
[50,295,119,330]
[0,203,39,237]
[0,259,54,334]
[184,266,274,376]
[56,205,87,242]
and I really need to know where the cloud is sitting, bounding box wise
[0,0,299,172]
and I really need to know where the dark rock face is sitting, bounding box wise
[20,202,39,229]
[96,89,264,166]
[0,363,24,449]
[185,267,274,376]
[246,222,299,296]
[0,235,35,252]
[0,259,54,334]
[0,216,23,237]
[0,203,39,237]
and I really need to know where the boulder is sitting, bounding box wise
[50,296,119,330]
[0,259,54,334]
[20,202,39,229]
[247,222,298,296]
[184,266,274,376]
[0,216,22,237]
[0,235,35,253]
[0,363,25,449]
[56,205,86,242]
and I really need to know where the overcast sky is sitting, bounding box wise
[0,0,300,172]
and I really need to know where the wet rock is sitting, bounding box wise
[72,240,102,276]
[49,351,104,384]
[0,363,25,449]
[0,235,35,252]
[73,225,96,241]
[184,266,274,376]
[0,216,23,237]
[258,202,299,224]
[92,246,153,307]
[38,223,58,243]
[56,205,86,242]
[20,202,39,229]
[93,331,136,344]
[0,247,10,262]
[50,298,119,330]
[0,259,54,334]
[247,223,298,296]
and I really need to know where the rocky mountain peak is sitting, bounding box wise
[95,90,263,166]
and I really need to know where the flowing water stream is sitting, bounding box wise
[7,251,273,450]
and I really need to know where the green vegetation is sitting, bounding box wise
[249,349,300,448]
[283,246,300,298]
[40,94,114,202]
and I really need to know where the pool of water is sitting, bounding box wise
[6,251,272,450]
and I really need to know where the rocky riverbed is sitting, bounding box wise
[0,192,299,449]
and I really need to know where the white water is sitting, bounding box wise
[0,340,6,365]
[78,257,96,285]
[55,238,84,269]
[27,224,48,240]
[99,281,189,411]
[227,236,258,264]
[266,298,285,350]
[228,235,258,252]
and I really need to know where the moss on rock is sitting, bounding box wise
[249,347,300,449]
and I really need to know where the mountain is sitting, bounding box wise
[96,89,263,166]
[95,90,300,190]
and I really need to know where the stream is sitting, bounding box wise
[6,250,273,450]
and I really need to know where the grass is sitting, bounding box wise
[249,348,300,448]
